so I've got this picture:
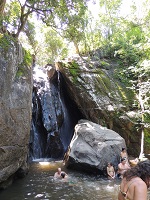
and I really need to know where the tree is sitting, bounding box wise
[24,20,38,56]
[0,0,6,31]
[42,0,88,54]
[2,0,88,45]
[0,0,6,16]
[39,27,68,65]
[98,0,122,37]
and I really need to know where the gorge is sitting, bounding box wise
[0,38,149,189]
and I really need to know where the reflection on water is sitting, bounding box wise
[0,160,149,200]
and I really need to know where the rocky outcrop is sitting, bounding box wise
[0,36,32,188]
[65,120,125,174]
[56,56,146,156]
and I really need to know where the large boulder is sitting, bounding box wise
[0,35,32,188]
[66,120,126,174]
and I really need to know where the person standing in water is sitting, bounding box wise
[118,160,150,200]
[120,148,130,167]
[120,148,128,159]
[117,158,131,179]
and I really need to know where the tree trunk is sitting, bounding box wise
[73,41,80,55]
[0,0,6,16]
[0,0,6,31]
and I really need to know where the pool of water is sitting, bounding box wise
[0,160,149,200]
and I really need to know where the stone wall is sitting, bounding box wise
[0,36,32,188]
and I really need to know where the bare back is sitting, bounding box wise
[118,177,147,200]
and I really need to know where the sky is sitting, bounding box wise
[88,0,146,20]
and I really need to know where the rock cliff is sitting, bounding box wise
[56,55,148,156]
[0,35,32,188]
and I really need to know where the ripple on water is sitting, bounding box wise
[0,161,122,200]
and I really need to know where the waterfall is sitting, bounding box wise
[30,65,84,159]
[138,78,145,161]
[31,122,43,159]
[139,129,144,160]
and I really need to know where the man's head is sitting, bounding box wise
[58,168,61,174]
[121,157,126,164]
[61,172,66,178]
[122,147,126,151]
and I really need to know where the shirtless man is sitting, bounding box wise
[118,158,130,178]
[54,168,67,179]
[120,148,128,160]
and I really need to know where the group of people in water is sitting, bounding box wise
[54,147,150,200]
[107,148,131,180]
[106,147,150,200]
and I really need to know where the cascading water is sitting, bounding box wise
[30,65,84,160]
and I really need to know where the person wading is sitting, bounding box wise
[118,160,150,200]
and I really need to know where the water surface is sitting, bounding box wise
[0,160,149,200]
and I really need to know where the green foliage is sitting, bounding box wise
[24,20,38,55]
[100,60,110,67]
[112,22,145,66]
[44,28,68,64]
[4,1,21,30]
[67,61,80,83]
[43,0,88,53]
[23,49,32,66]
[143,112,150,123]
[0,33,16,51]
[16,49,32,77]
[144,128,150,153]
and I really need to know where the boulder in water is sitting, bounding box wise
[66,119,126,174]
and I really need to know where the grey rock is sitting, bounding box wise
[66,119,126,174]
[0,39,32,188]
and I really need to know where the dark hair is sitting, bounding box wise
[122,147,126,151]
[123,160,150,188]
[108,162,113,166]
[121,157,126,162]
[61,172,66,178]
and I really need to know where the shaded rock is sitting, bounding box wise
[0,36,32,188]
[66,119,126,174]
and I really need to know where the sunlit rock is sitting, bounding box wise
[66,120,126,174]
[45,64,56,79]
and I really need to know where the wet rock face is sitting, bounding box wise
[66,120,126,174]
[30,69,64,158]
[30,66,84,159]
[0,40,32,189]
